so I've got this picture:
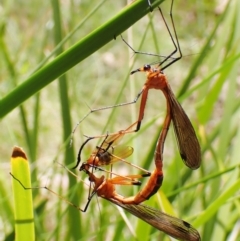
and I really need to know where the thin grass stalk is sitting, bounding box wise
[51,0,81,239]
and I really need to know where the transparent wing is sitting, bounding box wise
[97,145,134,166]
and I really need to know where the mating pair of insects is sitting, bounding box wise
[12,0,202,240]
[71,1,201,240]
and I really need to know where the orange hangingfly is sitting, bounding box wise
[89,174,201,241]
[9,140,199,240]
[80,167,201,241]
[72,122,139,170]
[70,0,177,139]
[72,0,201,170]
[10,134,200,240]
[128,64,201,169]
[74,122,152,189]
[75,118,199,239]
[120,0,201,169]
[73,122,151,182]
[10,168,201,241]
[76,105,171,204]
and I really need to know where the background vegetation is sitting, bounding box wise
[1,0,240,240]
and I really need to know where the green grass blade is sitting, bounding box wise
[166,163,240,197]
[51,0,81,239]
[0,0,164,118]
[193,178,240,227]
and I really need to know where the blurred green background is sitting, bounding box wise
[1,0,240,240]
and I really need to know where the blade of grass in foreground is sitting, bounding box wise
[10,146,35,241]
[0,0,164,118]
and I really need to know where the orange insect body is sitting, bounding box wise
[87,169,162,204]
[132,65,201,169]
[10,168,201,241]
[80,111,168,205]
[88,151,112,166]
[127,167,163,204]
[144,68,167,90]
[81,168,201,241]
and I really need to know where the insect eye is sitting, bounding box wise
[144,64,151,71]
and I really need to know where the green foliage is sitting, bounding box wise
[10,147,35,241]
[1,0,240,240]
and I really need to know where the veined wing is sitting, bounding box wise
[107,198,201,241]
[167,87,201,169]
